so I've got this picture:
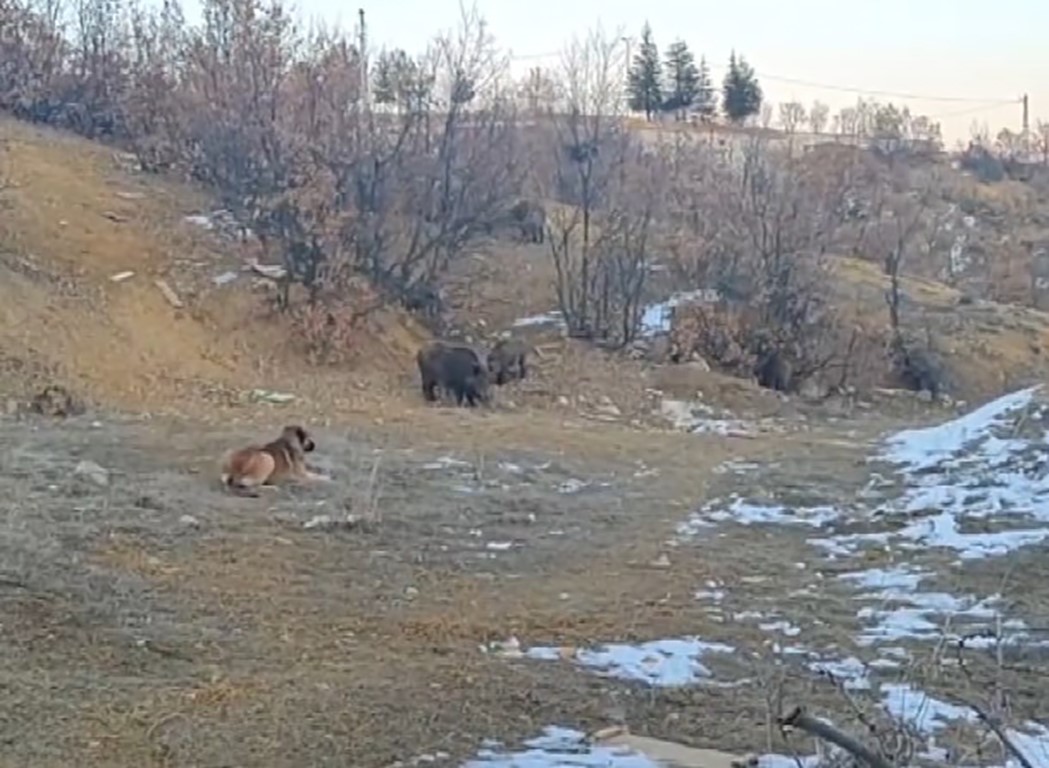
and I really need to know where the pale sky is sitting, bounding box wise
[181,0,1047,146]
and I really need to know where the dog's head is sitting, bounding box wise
[282,425,316,453]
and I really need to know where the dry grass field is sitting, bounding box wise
[2,115,1049,767]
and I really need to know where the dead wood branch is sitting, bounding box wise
[966,701,1036,768]
[777,706,894,768]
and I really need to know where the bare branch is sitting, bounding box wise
[777,706,895,768]
[964,700,1037,768]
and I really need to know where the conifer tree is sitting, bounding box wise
[373,50,397,106]
[373,49,419,109]
[661,40,699,120]
[371,49,431,113]
[694,55,716,120]
[626,22,662,121]
[722,51,762,123]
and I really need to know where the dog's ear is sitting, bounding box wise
[297,426,316,452]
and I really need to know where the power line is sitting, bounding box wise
[505,49,1021,107]
[751,70,1017,105]
[925,101,1020,121]
[507,50,560,61]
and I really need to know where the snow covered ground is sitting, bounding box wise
[479,387,1049,767]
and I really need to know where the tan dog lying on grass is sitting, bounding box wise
[220,425,331,496]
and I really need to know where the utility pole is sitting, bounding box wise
[620,36,632,111]
[1022,93,1030,156]
[358,8,369,112]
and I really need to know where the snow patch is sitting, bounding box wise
[421,456,473,471]
[879,386,1038,472]
[659,399,757,437]
[678,496,840,539]
[809,387,1049,561]
[512,311,565,329]
[464,727,820,768]
[525,637,736,687]
[463,726,658,768]
[640,289,721,335]
[183,213,214,230]
[837,565,930,595]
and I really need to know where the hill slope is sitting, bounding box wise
[0,116,430,421]
[5,114,1049,424]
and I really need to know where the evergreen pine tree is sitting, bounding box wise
[694,55,716,120]
[626,22,662,121]
[722,51,763,123]
[373,50,397,106]
[661,40,699,120]
[371,49,430,112]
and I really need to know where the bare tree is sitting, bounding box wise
[0,0,70,123]
[835,106,858,137]
[1037,119,1049,165]
[544,25,627,339]
[909,114,942,148]
[594,140,667,344]
[777,100,806,134]
[516,65,560,116]
[867,159,947,394]
[663,136,863,391]
[141,0,525,324]
[969,119,991,147]
[758,101,773,130]
[854,98,875,137]
[69,0,130,137]
[870,102,910,156]
[995,128,1024,159]
[809,100,829,135]
[311,4,526,321]
[123,0,185,170]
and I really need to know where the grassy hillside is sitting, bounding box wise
[0,116,433,422]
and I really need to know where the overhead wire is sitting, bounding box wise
[924,100,1021,120]
[504,49,1024,112]
[748,71,1014,104]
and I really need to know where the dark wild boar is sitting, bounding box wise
[417,341,492,407]
[487,337,531,385]
[509,199,546,244]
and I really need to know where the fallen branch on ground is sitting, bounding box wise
[777,705,894,768]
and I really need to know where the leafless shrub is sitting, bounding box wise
[0,0,527,339]
[543,28,624,340]
[860,159,952,395]
[0,0,71,125]
[539,28,667,347]
[662,138,863,391]
[761,606,1049,768]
